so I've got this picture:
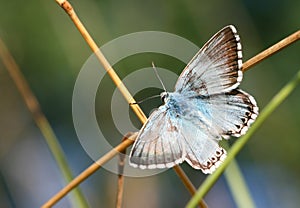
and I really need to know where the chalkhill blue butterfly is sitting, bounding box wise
[129,25,259,174]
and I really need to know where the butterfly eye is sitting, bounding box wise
[160,92,169,103]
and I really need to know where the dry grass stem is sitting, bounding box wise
[116,133,132,208]
[173,166,208,208]
[55,0,146,123]
[243,30,300,71]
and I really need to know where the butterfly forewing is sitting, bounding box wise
[129,106,186,169]
[175,25,243,96]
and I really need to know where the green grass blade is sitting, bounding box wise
[224,157,255,208]
[38,120,89,208]
[186,70,300,208]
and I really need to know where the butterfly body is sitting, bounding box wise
[129,25,258,174]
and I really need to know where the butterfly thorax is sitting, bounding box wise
[160,91,169,103]
[161,91,216,127]
[160,92,186,116]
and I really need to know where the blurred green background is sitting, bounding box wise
[0,0,299,207]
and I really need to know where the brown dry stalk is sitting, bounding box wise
[173,166,208,208]
[243,29,300,71]
[116,133,132,208]
[55,0,146,123]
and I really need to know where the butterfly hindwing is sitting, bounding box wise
[175,25,243,96]
[209,89,259,137]
[177,104,227,174]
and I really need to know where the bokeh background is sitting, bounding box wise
[0,0,299,207]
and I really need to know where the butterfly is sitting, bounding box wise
[129,25,259,174]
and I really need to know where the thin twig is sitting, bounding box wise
[243,30,300,71]
[42,133,137,208]
[173,166,207,208]
[55,0,146,123]
[116,133,133,208]
[0,38,89,207]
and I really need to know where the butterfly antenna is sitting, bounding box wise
[152,62,167,92]
[129,94,161,105]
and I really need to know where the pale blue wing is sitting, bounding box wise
[179,114,227,174]
[205,89,259,137]
[160,94,226,174]
[185,89,258,139]
[174,88,257,173]
[129,106,185,169]
[175,25,243,96]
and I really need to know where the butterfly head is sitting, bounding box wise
[160,92,169,103]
